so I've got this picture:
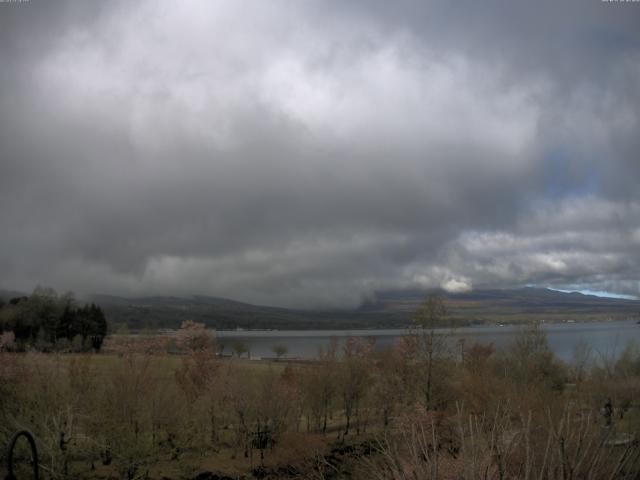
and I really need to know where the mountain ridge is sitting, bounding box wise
[84,287,640,331]
[3,287,638,330]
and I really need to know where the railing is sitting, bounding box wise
[4,430,39,480]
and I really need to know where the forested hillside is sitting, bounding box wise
[93,288,640,331]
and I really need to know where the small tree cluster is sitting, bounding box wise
[0,287,108,352]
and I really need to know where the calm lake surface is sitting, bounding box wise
[216,320,640,363]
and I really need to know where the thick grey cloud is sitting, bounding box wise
[1,0,639,307]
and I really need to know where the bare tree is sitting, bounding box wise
[409,294,451,410]
[232,340,249,358]
[272,344,288,360]
[338,337,374,436]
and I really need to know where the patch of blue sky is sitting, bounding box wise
[542,148,600,200]
[548,287,638,300]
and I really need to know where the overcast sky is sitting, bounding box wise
[1,0,639,307]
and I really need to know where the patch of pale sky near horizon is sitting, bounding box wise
[548,288,639,301]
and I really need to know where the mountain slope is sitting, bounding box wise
[89,288,640,331]
[366,287,640,324]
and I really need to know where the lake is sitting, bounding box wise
[216,320,640,363]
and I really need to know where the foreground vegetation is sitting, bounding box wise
[2,297,640,479]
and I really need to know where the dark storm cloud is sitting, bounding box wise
[1,0,639,307]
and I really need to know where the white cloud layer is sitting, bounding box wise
[1,0,639,306]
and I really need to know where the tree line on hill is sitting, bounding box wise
[0,287,108,352]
